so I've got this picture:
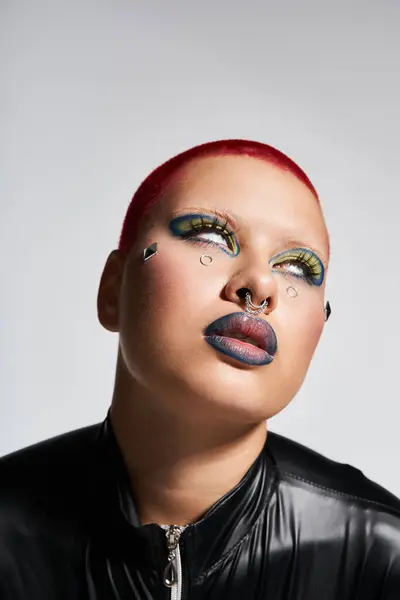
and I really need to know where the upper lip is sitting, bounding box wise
[203,312,278,357]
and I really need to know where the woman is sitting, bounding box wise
[1,139,399,599]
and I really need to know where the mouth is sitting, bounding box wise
[203,312,278,367]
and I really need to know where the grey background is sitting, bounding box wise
[1,1,399,495]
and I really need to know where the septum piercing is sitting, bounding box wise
[142,243,329,319]
[142,244,266,316]
[245,292,268,315]
[199,253,268,315]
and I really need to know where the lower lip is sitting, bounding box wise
[204,335,274,366]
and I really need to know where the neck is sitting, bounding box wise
[110,375,268,527]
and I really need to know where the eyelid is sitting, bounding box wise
[270,247,324,265]
[170,208,240,234]
[269,247,325,286]
[169,210,240,256]
[169,211,326,265]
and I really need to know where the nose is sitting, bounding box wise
[224,263,278,316]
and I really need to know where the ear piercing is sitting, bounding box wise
[324,301,331,322]
[142,243,331,321]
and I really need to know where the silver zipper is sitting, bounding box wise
[161,524,186,600]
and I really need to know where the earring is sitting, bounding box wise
[324,301,331,322]
[143,242,158,262]
[200,254,213,266]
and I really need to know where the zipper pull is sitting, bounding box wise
[163,525,183,588]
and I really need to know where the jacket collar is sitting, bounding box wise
[98,414,278,582]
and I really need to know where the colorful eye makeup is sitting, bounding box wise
[169,211,240,256]
[269,248,324,286]
[169,210,325,286]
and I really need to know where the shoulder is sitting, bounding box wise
[0,423,103,530]
[266,430,400,591]
[0,422,103,480]
[266,429,400,514]
[0,424,105,596]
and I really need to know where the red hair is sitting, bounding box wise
[118,139,318,253]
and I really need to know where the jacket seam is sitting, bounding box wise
[281,471,400,517]
[193,468,400,585]
[193,507,265,585]
[193,464,278,585]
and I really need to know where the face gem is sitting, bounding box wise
[286,286,298,298]
[143,242,158,261]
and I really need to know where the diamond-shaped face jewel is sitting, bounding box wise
[324,301,331,322]
[143,242,158,262]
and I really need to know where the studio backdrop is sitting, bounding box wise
[1,0,399,495]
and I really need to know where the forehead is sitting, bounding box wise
[160,155,329,258]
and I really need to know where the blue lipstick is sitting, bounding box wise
[203,312,277,367]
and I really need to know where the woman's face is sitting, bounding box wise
[103,155,330,425]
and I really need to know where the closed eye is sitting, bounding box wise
[169,212,240,256]
[270,248,324,286]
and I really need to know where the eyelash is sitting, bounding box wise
[179,213,239,255]
[173,213,324,286]
[270,249,324,286]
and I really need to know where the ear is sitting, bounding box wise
[97,250,126,333]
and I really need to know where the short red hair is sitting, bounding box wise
[118,139,318,252]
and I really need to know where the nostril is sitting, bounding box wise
[237,288,251,301]
[237,288,270,307]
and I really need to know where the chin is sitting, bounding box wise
[166,363,291,426]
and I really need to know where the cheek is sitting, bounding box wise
[300,312,324,356]
[119,244,225,381]
[278,292,325,363]
[299,316,324,364]
[120,244,220,340]
[143,246,214,308]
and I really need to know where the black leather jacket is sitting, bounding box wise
[1,417,400,599]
